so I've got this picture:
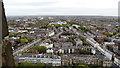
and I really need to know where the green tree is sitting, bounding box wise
[102,37,108,40]
[88,64,100,68]
[22,36,28,39]
[15,62,19,67]
[78,64,89,68]
[79,26,90,32]
[46,25,52,28]
[15,32,21,36]
[102,37,109,42]
[32,46,47,53]
[21,51,29,53]
[15,62,45,67]
[28,38,35,42]
[117,27,120,31]
[104,32,113,37]
[62,32,72,35]
[83,41,90,45]
[114,35,119,37]
[20,62,34,66]
[9,33,15,37]
[113,32,118,35]
[80,37,85,41]
[79,49,92,54]
[106,46,113,51]
[20,39,28,44]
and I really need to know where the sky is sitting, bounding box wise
[3,0,120,16]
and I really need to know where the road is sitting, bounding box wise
[13,39,41,55]
[13,31,63,55]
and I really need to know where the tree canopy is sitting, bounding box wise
[20,39,28,44]
[32,46,47,53]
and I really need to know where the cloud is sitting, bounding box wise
[3,0,119,16]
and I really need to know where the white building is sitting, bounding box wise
[46,49,54,53]
[74,38,83,46]
[58,49,64,54]
[91,49,96,54]
[30,31,35,34]
[26,27,32,30]
[86,38,99,47]
[11,37,20,40]
[18,30,28,33]
[49,21,67,25]
[72,24,80,28]
[48,31,55,36]
[40,43,53,49]
[114,57,120,67]
[104,42,115,46]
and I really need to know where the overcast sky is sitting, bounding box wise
[3,0,120,16]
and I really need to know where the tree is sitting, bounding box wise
[113,32,118,35]
[21,51,29,54]
[80,37,85,41]
[22,35,28,39]
[88,64,100,68]
[46,25,53,28]
[20,62,34,66]
[102,37,109,42]
[62,32,72,35]
[32,46,47,53]
[106,46,113,51]
[9,33,15,37]
[83,41,90,45]
[28,38,35,42]
[117,27,120,32]
[20,39,28,44]
[79,26,90,32]
[79,49,92,54]
[78,64,89,68]
[16,62,45,67]
[15,32,21,36]
[104,32,113,37]
[15,62,19,67]
[114,35,119,37]
[67,22,78,25]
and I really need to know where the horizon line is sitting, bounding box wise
[6,15,118,17]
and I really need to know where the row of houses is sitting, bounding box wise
[14,54,113,67]
[36,41,93,54]
[14,54,61,66]
[52,46,95,54]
